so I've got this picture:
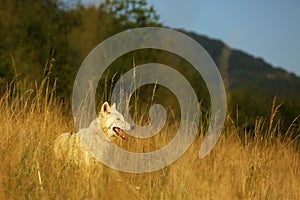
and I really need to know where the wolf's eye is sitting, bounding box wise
[116,118,120,120]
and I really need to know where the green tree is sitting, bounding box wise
[0,0,62,81]
[102,0,162,28]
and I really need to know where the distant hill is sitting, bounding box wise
[179,29,300,99]
[169,29,299,128]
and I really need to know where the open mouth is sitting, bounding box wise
[113,127,128,140]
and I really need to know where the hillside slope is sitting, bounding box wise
[181,29,300,98]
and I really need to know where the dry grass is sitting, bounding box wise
[0,78,299,200]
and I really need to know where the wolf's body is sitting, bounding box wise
[54,102,133,169]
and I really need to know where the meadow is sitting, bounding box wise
[0,77,299,200]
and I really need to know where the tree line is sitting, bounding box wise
[0,0,299,133]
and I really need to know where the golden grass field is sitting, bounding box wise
[0,78,299,200]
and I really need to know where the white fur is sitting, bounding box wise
[53,102,133,169]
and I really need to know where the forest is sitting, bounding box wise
[1,0,299,132]
[1,0,299,130]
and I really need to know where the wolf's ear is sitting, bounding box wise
[101,102,111,114]
[111,103,116,110]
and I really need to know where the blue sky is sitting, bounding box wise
[146,0,300,76]
[83,0,300,76]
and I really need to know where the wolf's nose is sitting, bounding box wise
[130,125,135,130]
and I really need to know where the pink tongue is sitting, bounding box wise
[120,131,128,140]
[123,133,128,140]
[115,128,128,140]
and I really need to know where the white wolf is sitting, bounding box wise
[54,102,134,169]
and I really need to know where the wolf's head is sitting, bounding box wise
[99,102,134,141]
